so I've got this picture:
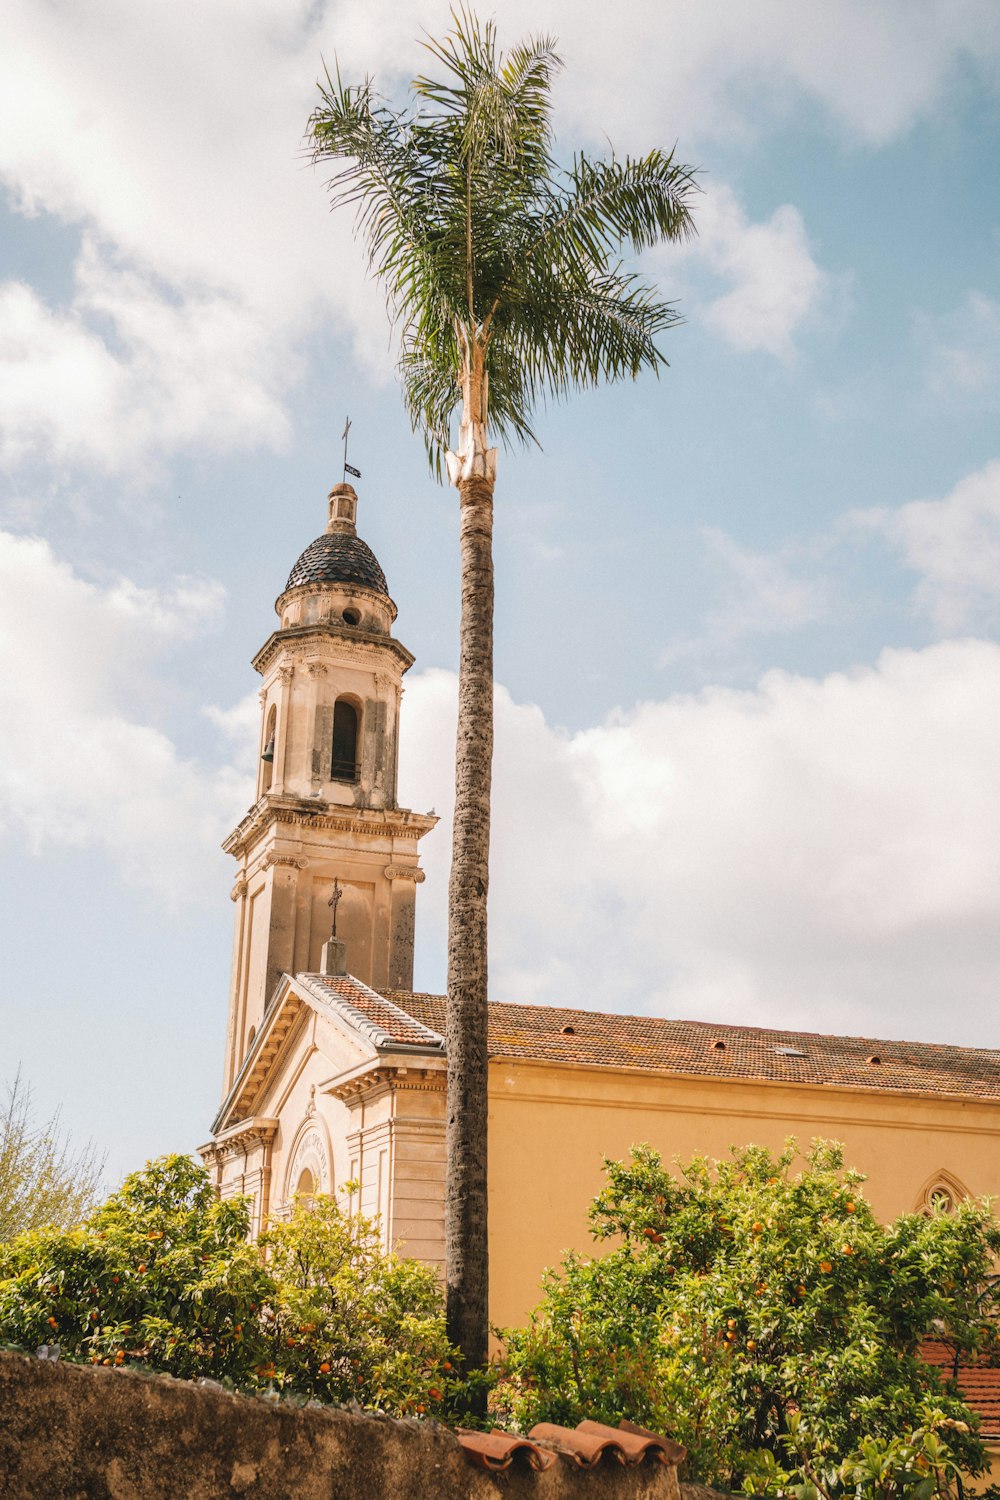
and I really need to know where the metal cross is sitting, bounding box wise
[342,415,361,480]
[328,877,343,937]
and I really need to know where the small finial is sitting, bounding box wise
[328,876,343,938]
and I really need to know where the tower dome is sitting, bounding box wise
[284,483,389,596]
[285,532,388,595]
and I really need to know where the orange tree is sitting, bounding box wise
[0,1155,456,1417]
[260,1194,455,1414]
[0,1155,272,1380]
[494,1141,1000,1490]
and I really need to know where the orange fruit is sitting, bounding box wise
[820,1260,832,1274]
[47,1317,58,1329]
[752,1222,763,1234]
[319,1362,331,1374]
[137,1264,147,1274]
[846,1202,855,1213]
[428,1387,443,1400]
[746,1339,757,1351]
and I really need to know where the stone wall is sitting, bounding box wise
[0,1351,683,1500]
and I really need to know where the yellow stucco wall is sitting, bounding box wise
[486,1058,1000,1330]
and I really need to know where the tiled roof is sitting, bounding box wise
[285,532,388,595]
[301,973,443,1050]
[921,1341,1000,1437]
[382,992,1000,1099]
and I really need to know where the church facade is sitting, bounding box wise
[200,483,1000,1337]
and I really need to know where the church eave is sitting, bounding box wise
[252,623,414,678]
[222,796,438,859]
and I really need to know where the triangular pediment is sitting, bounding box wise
[211,971,443,1135]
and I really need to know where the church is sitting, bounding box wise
[200,481,1000,1337]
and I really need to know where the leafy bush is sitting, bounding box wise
[0,1155,272,1381]
[0,1155,456,1418]
[746,1407,977,1500]
[494,1141,1000,1490]
[261,1195,456,1415]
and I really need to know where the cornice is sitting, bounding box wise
[326,1059,447,1105]
[212,986,307,1132]
[222,796,438,859]
[198,1116,279,1163]
[252,623,414,679]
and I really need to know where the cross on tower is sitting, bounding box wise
[328,877,343,937]
[342,416,361,481]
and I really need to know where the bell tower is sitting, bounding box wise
[220,482,437,1095]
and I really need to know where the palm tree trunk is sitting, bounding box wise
[446,464,494,1377]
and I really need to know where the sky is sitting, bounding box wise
[1,0,999,1186]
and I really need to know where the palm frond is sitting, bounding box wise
[308,12,698,474]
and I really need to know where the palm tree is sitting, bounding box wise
[308,9,697,1374]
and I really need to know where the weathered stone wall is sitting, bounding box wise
[0,1351,682,1500]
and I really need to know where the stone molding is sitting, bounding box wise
[223,796,437,858]
[199,1116,279,1166]
[254,625,414,680]
[328,1063,447,1105]
[384,865,426,883]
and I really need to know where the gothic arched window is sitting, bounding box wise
[331,699,359,782]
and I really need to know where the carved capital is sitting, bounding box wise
[257,687,268,706]
[230,879,249,902]
[307,660,327,677]
[262,852,306,871]
[277,665,294,684]
[384,864,425,883]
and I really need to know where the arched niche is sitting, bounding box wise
[916,1169,969,1214]
[283,1115,334,1214]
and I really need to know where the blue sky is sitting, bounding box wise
[1,0,999,1185]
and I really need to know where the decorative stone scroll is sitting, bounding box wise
[383,865,425,883]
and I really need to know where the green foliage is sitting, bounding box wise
[747,1408,979,1500]
[0,1156,456,1418]
[495,1141,1000,1490]
[0,1155,273,1380]
[0,1071,104,1241]
[308,7,698,472]
[260,1195,457,1416]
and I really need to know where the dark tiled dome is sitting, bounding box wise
[285,532,389,595]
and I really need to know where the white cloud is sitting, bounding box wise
[400,643,1000,1047]
[665,184,832,358]
[500,0,1000,149]
[0,0,995,469]
[852,462,1000,633]
[0,530,251,901]
[924,292,1000,399]
[661,528,830,668]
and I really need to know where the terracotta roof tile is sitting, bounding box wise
[383,992,1000,1099]
[300,974,443,1050]
[921,1341,1000,1437]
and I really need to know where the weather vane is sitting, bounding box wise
[342,416,361,482]
[328,877,343,938]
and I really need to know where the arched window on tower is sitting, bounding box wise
[260,705,277,793]
[331,699,359,782]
